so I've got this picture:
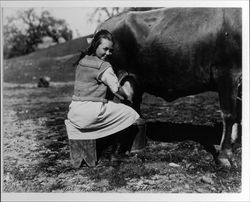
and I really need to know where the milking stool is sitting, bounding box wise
[65,120,97,168]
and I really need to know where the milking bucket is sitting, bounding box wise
[131,118,147,153]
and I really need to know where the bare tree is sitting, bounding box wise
[89,7,127,23]
[89,7,162,24]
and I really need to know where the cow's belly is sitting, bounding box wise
[137,43,213,100]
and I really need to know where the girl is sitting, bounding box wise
[65,30,141,167]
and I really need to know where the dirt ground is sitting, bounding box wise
[2,82,242,193]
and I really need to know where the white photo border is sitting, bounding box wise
[1,1,249,201]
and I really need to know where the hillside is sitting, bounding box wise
[3,34,92,84]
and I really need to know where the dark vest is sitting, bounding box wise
[72,55,111,103]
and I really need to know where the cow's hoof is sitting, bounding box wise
[216,149,233,168]
[230,156,238,168]
[217,158,231,169]
[130,148,144,154]
[71,159,83,168]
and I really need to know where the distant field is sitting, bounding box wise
[3,35,91,84]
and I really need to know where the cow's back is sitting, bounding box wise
[98,8,241,100]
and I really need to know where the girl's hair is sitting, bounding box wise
[74,29,114,66]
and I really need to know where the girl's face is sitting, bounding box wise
[95,38,114,61]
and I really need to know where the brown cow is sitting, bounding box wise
[94,8,242,168]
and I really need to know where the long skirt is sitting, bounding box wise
[65,100,140,140]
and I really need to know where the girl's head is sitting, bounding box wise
[74,29,114,65]
[87,29,114,61]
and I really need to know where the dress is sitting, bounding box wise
[65,55,140,140]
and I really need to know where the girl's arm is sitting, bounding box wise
[100,67,130,101]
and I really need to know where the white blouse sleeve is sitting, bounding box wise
[100,67,119,93]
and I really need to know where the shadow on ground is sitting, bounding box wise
[38,111,224,170]
[146,121,223,158]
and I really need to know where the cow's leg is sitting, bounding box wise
[129,81,147,152]
[119,74,143,115]
[217,73,240,168]
[132,90,143,115]
[119,75,146,152]
[232,82,242,144]
[231,98,241,145]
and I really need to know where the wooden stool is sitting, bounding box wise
[65,120,97,168]
[68,139,97,168]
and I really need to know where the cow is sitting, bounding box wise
[93,8,242,168]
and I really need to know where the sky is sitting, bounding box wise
[2,7,101,38]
